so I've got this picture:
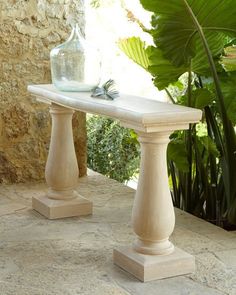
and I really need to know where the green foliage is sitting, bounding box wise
[141,0,235,67]
[90,0,101,8]
[90,0,116,8]
[119,0,236,226]
[87,115,140,183]
[220,71,236,124]
[222,46,236,72]
[167,138,189,173]
[118,37,150,70]
[147,46,187,90]
[192,89,214,109]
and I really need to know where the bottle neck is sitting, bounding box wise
[68,23,83,42]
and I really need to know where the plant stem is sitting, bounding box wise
[187,67,192,107]
[165,88,176,104]
[183,0,228,153]
[186,68,193,211]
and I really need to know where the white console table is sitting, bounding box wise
[28,84,202,282]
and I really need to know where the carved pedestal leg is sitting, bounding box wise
[114,132,195,281]
[32,104,92,219]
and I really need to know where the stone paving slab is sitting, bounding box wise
[0,171,235,294]
[0,203,27,217]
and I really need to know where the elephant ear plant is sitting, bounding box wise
[119,0,236,227]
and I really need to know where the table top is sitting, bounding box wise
[28,84,202,132]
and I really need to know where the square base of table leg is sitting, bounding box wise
[113,246,195,282]
[32,194,93,219]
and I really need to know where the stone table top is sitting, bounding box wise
[28,84,202,132]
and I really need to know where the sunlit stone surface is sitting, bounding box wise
[0,171,235,294]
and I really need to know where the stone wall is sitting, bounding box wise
[0,0,87,183]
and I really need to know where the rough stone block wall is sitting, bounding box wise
[0,0,87,183]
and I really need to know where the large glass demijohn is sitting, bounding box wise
[50,24,101,92]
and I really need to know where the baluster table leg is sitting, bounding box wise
[114,132,195,281]
[32,104,92,219]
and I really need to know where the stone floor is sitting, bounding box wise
[0,171,235,295]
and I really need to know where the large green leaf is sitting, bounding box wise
[119,38,224,90]
[147,46,186,89]
[219,71,236,124]
[172,87,214,109]
[148,43,225,90]
[192,89,214,109]
[118,37,150,70]
[168,139,189,172]
[118,36,224,90]
[199,136,219,159]
[118,38,189,89]
[140,0,236,67]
